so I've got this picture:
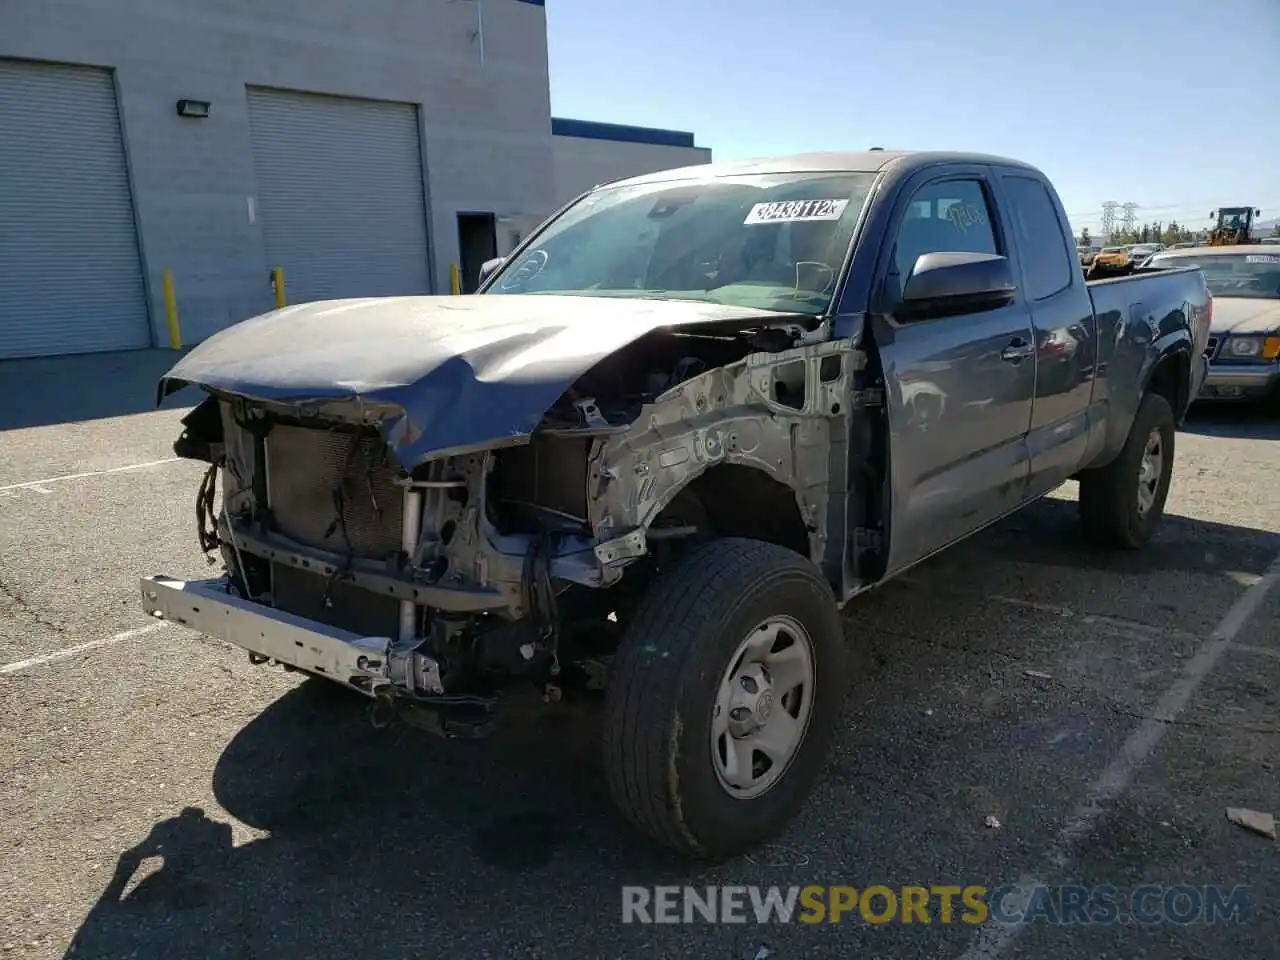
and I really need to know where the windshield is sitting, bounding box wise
[1148,252,1280,299]
[482,172,878,316]
[1217,209,1251,231]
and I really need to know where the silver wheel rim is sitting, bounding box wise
[710,615,816,800]
[1137,428,1163,515]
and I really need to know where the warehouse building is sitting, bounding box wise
[0,0,711,360]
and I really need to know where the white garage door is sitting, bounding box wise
[0,60,150,360]
[246,87,432,304]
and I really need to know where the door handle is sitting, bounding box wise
[1001,338,1035,363]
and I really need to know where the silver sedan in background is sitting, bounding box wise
[1146,245,1280,405]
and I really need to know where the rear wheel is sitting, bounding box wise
[602,538,847,860]
[1078,392,1175,549]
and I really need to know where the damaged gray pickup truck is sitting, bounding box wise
[143,150,1210,859]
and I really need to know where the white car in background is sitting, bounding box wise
[1146,244,1280,406]
[1126,243,1165,267]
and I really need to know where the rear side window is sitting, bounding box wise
[1003,176,1074,300]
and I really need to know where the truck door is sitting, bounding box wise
[869,170,1036,574]
[993,172,1099,497]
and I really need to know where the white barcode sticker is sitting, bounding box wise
[744,199,849,225]
[1245,254,1280,263]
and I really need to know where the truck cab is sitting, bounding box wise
[850,159,1107,570]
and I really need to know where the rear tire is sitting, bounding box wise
[602,538,847,860]
[1078,392,1175,549]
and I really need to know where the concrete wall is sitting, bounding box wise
[0,0,557,346]
[552,135,713,206]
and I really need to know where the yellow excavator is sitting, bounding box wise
[1207,207,1261,246]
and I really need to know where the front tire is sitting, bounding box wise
[602,538,847,860]
[1078,391,1175,549]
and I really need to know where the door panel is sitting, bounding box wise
[868,173,1036,576]
[878,305,1036,572]
[996,174,1100,496]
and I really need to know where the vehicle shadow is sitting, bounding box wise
[64,683,695,959]
[1180,402,1280,441]
[953,494,1280,579]
[63,496,1280,959]
[0,348,192,431]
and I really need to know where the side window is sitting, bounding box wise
[1003,176,1073,300]
[891,179,998,300]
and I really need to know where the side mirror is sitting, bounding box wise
[478,257,506,287]
[901,252,1017,316]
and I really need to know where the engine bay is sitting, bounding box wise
[538,327,769,428]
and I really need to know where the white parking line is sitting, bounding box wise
[0,457,181,494]
[0,622,169,675]
[957,550,1280,960]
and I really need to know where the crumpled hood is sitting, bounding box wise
[1211,297,1280,335]
[161,294,787,465]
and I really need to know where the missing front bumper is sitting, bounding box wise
[138,575,442,698]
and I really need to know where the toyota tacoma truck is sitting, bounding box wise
[142,150,1211,860]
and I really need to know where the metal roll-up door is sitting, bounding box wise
[246,87,431,304]
[0,60,150,360]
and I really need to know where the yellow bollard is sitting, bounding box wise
[162,270,182,350]
[450,262,462,296]
[272,267,286,309]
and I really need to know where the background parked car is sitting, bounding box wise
[1126,243,1166,267]
[1146,245,1280,407]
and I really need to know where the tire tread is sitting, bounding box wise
[1079,392,1174,549]
[602,538,834,856]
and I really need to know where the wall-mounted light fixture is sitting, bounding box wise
[176,99,211,119]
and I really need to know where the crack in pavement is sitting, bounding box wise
[0,574,68,637]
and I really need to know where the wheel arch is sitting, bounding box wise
[650,462,815,563]
[1141,342,1192,422]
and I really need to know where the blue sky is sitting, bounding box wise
[544,0,1279,235]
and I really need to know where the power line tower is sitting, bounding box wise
[1120,202,1139,237]
[1100,201,1119,242]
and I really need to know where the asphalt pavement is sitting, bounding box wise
[0,349,1277,960]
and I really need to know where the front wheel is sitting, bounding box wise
[1078,391,1176,549]
[601,538,848,860]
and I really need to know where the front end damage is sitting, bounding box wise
[142,305,867,733]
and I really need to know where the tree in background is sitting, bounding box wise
[1111,221,1197,246]
[1079,227,1092,246]
[1161,220,1195,245]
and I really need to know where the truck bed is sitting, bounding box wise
[1084,264,1211,426]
